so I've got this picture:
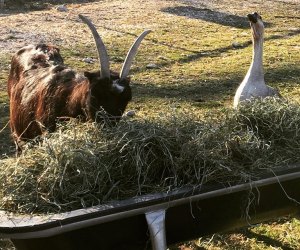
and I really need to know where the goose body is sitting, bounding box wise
[233,13,279,108]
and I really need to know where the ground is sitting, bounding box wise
[0,0,300,249]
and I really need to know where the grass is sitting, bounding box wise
[0,0,300,249]
[1,98,300,219]
[0,54,13,157]
[170,217,300,250]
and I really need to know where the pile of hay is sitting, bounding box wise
[1,97,300,214]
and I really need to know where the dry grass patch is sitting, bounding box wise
[1,98,300,214]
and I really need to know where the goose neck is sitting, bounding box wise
[248,37,264,83]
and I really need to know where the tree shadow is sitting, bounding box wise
[265,65,300,85]
[132,64,300,103]
[0,0,100,15]
[0,106,14,158]
[133,81,229,104]
[100,26,201,54]
[240,228,294,250]
[161,6,271,29]
[105,25,299,73]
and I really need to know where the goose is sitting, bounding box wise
[233,12,280,108]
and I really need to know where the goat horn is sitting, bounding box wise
[79,14,110,79]
[119,30,151,80]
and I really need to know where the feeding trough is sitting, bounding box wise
[0,164,300,250]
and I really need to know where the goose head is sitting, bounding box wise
[247,12,264,41]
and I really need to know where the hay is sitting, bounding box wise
[1,97,300,214]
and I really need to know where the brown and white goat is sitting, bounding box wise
[8,15,150,151]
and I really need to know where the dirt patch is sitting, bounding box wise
[0,0,172,54]
[2,0,99,9]
[0,29,53,53]
[162,6,250,29]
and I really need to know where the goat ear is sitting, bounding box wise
[36,44,47,51]
[84,71,100,80]
[84,71,92,78]
[85,71,112,89]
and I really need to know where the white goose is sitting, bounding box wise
[233,12,280,108]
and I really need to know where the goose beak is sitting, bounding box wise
[247,12,264,40]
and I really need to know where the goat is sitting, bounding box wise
[233,12,280,108]
[8,14,151,151]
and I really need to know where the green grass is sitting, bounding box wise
[171,217,300,250]
[0,239,14,250]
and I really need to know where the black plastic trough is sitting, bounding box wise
[1,165,300,250]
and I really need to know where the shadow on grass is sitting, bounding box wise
[266,65,300,85]
[103,25,300,72]
[98,25,299,58]
[161,6,272,29]
[156,28,300,69]
[0,129,14,158]
[133,78,236,102]
[129,27,300,79]
[133,64,300,102]
[242,228,294,250]
[101,26,201,54]
[0,103,14,158]
[0,0,100,16]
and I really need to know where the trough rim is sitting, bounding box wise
[0,164,300,239]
